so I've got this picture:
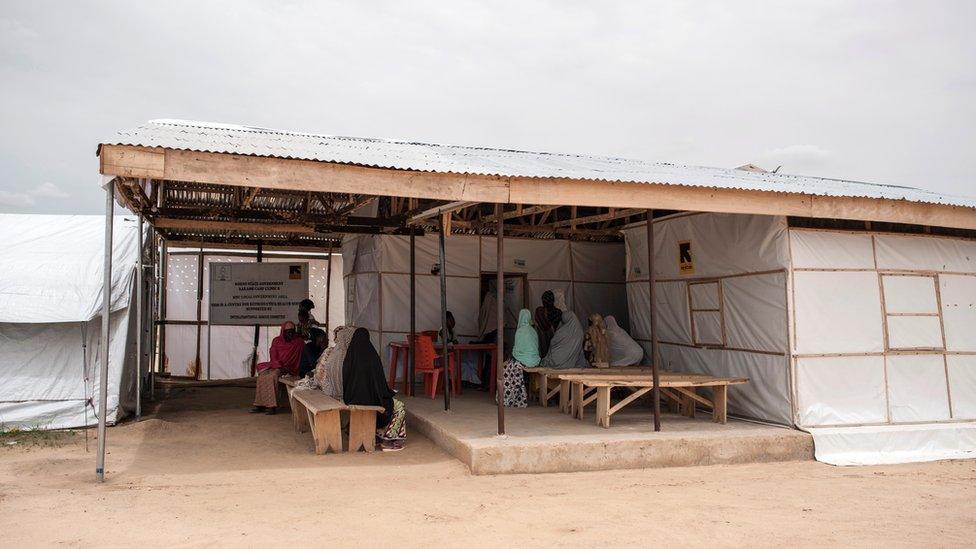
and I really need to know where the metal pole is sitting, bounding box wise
[96,183,115,482]
[158,239,168,377]
[148,229,157,400]
[646,209,661,431]
[438,214,451,411]
[251,243,263,376]
[135,214,143,419]
[325,243,333,333]
[409,229,416,397]
[496,204,505,435]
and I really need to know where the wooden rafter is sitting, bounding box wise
[549,208,645,229]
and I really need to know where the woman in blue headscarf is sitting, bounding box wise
[498,309,539,407]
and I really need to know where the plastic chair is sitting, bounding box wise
[411,333,460,398]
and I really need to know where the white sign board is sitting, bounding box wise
[209,262,309,326]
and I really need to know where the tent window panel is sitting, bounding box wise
[881,274,945,351]
[687,281,725,347]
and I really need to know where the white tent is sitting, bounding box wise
[622,212,976,465]
[0,214,142,429]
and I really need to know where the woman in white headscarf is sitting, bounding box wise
[540,311,589,370]
[604,315,645,366]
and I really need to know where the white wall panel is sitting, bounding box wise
[692,311,723,345]
[384,234,480,277]
[793,271,884,354]
[882,275,938,314]
[571,241,627,283]
[875,234,976,273]
[723,272,788,352]
[940,275,976,352]
[886,316,943,349]
[796,356,887,426]
[574,283,629,331]
[625,282,651,341]
[789,230,875,269]
[947,355,976,419]
[689,282,720,309]
[886,354,951,422]
[380,274,480,336]
[481,237,570,280]
[165,254,199,320]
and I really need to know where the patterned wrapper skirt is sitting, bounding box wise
[253,368,281,407]
[500,358,528,408]
[379,399,406,442]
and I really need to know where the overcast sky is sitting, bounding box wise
[0,1,973,214]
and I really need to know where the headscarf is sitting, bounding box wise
[534,306,554,358]
[540,311,589,370]
[314,325,355,399]
[585,314,610,368]
[605,315,645,366]
[512,309,541,367]
[256,321,305,376]
[342,328,396,425]
[541,290,555,309]
[552,289,568,312]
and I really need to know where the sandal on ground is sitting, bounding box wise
[381,441,404,452]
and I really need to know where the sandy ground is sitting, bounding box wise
[1,386,974,548]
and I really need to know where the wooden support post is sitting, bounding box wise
[409,229,417,397]
[135,214,143,419]
[596,386,611,428]
[348,411,378,453]
[646,210,661,431]
[310,410,342,454]
[438,215,451,411]
[194,244,203,379]
[496,203,505,435]
[712,385,728,423]
[325,243,333,333]
[95,182,114,482]
[159,239,168,376]
[251,243,263,376]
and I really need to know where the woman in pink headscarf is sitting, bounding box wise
[250,321,304,415]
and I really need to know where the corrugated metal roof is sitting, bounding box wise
[102,119,976,209]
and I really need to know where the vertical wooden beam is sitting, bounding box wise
[159,239,168,375]
[496,203,506,435]
[96,182,115,482]
[194,244,204,380]
[646,210,661,431]
[438,215,451,411]
[325,243,333,333]
[251,243,263,377]
[135,213,144,419]
[409,229,417,397]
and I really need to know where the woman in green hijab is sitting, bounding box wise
[499,309,539,407]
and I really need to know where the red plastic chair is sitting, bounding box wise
[411,333,460,398]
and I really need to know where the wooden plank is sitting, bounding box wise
[347,410,377,453]
[607,386,653,417]
[154,217,316,235]
[713,385,728,424]
[309,409,342,454]
[99,145,165,179]
[596,386,611,428]
[672,386,713,408]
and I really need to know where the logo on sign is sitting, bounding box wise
[678,241,694,274]
[289,265,304,280]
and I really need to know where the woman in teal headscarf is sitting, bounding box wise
[499,309,539,407]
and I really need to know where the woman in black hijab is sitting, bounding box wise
[342,328,406,452]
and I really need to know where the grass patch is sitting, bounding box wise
[0,426,78,448]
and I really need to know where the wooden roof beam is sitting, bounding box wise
[549,208,645,229]
[408,201,477,225]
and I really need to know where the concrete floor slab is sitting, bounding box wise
[405,392,813,474]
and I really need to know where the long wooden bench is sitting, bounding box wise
[555,373,748,427]
[523,367,654,408]
[554,372,714,418]
[281,379,387,454]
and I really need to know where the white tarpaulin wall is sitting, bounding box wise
[621,213,793,425]
[342,234,628,375]
[790,229,976,464]
[0,214,141,429]
[164,250,343,380]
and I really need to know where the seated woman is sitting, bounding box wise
[313,325,355,400]
[584,314,611,368]
[299,328,328,378]
[499,309,539,408]
[540,310,589,369]
[251,321,304,415]
[605,315,645,366]
[342,328,406,452]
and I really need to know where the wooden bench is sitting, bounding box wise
[555,373,748,427]
[288,387,387,454]
[523,367,654,408]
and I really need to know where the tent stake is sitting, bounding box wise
[409,229,416,396]
[135,214,143,420]
[496,204,505,435]
[96,182,115,482]
[438,215,451,411]
[646,209,661,431]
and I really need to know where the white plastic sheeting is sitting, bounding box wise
[0,214,141,429]
[163,250,343,379]
[622,213,793,425]
[342,233,628,374]
[789,228,976,465]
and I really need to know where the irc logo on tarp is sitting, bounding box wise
[289,265,303,280]
[678,241,694,274]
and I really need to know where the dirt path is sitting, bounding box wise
[1,387,973,548]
